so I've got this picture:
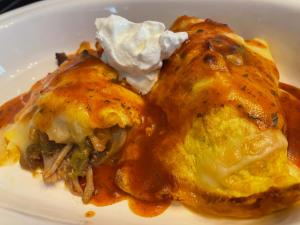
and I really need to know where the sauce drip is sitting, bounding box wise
[118,102,175,201]
[91,163,171,217]
[128,198,170,217]
[92,164,126,206]
[279,83,300,167]
[90,103,173,216]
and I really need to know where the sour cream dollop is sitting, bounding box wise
[95,15,188,94]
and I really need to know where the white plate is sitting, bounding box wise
[0,0,300,224]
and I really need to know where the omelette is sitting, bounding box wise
[1,43,144,203]
[116,16,300,218]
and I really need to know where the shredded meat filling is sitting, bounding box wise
[21,127,126,203]
[55,52,68,66]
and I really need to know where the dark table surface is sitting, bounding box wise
[0,0,43,14]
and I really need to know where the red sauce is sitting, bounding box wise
[0,93,29,129]
[85,210,95,218]
[279,83,300,167]
[280,83,300,100]
[117,102,175,202]
[169,16,283,130]
[91,162,171,217]
[128,198,170,217]
[91,164,126,206]
[90,104,173,216]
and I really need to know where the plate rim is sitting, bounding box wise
[1,0,300,224]
[1,0,300,26]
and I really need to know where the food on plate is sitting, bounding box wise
[1,43,144,203]
[1,15,300,218]
[116,16,300,218]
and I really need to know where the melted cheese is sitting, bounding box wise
[4,52,145,152]
[181,106,292,196]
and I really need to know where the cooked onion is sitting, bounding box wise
[43,173,60,184]
[65,176,83,196]
[72,177,83,195]
[101,128,127,162]
[43,144,72,179]
[82,166,94,204]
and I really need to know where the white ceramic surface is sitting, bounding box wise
[0,0,300,224]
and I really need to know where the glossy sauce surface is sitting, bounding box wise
[91,163,171,217]
[117,102,175,201]
[90,103,173,215]
[279,83,300,167]
[165,16,283,130]
[92,164,126,206]
[128,198,170,217]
